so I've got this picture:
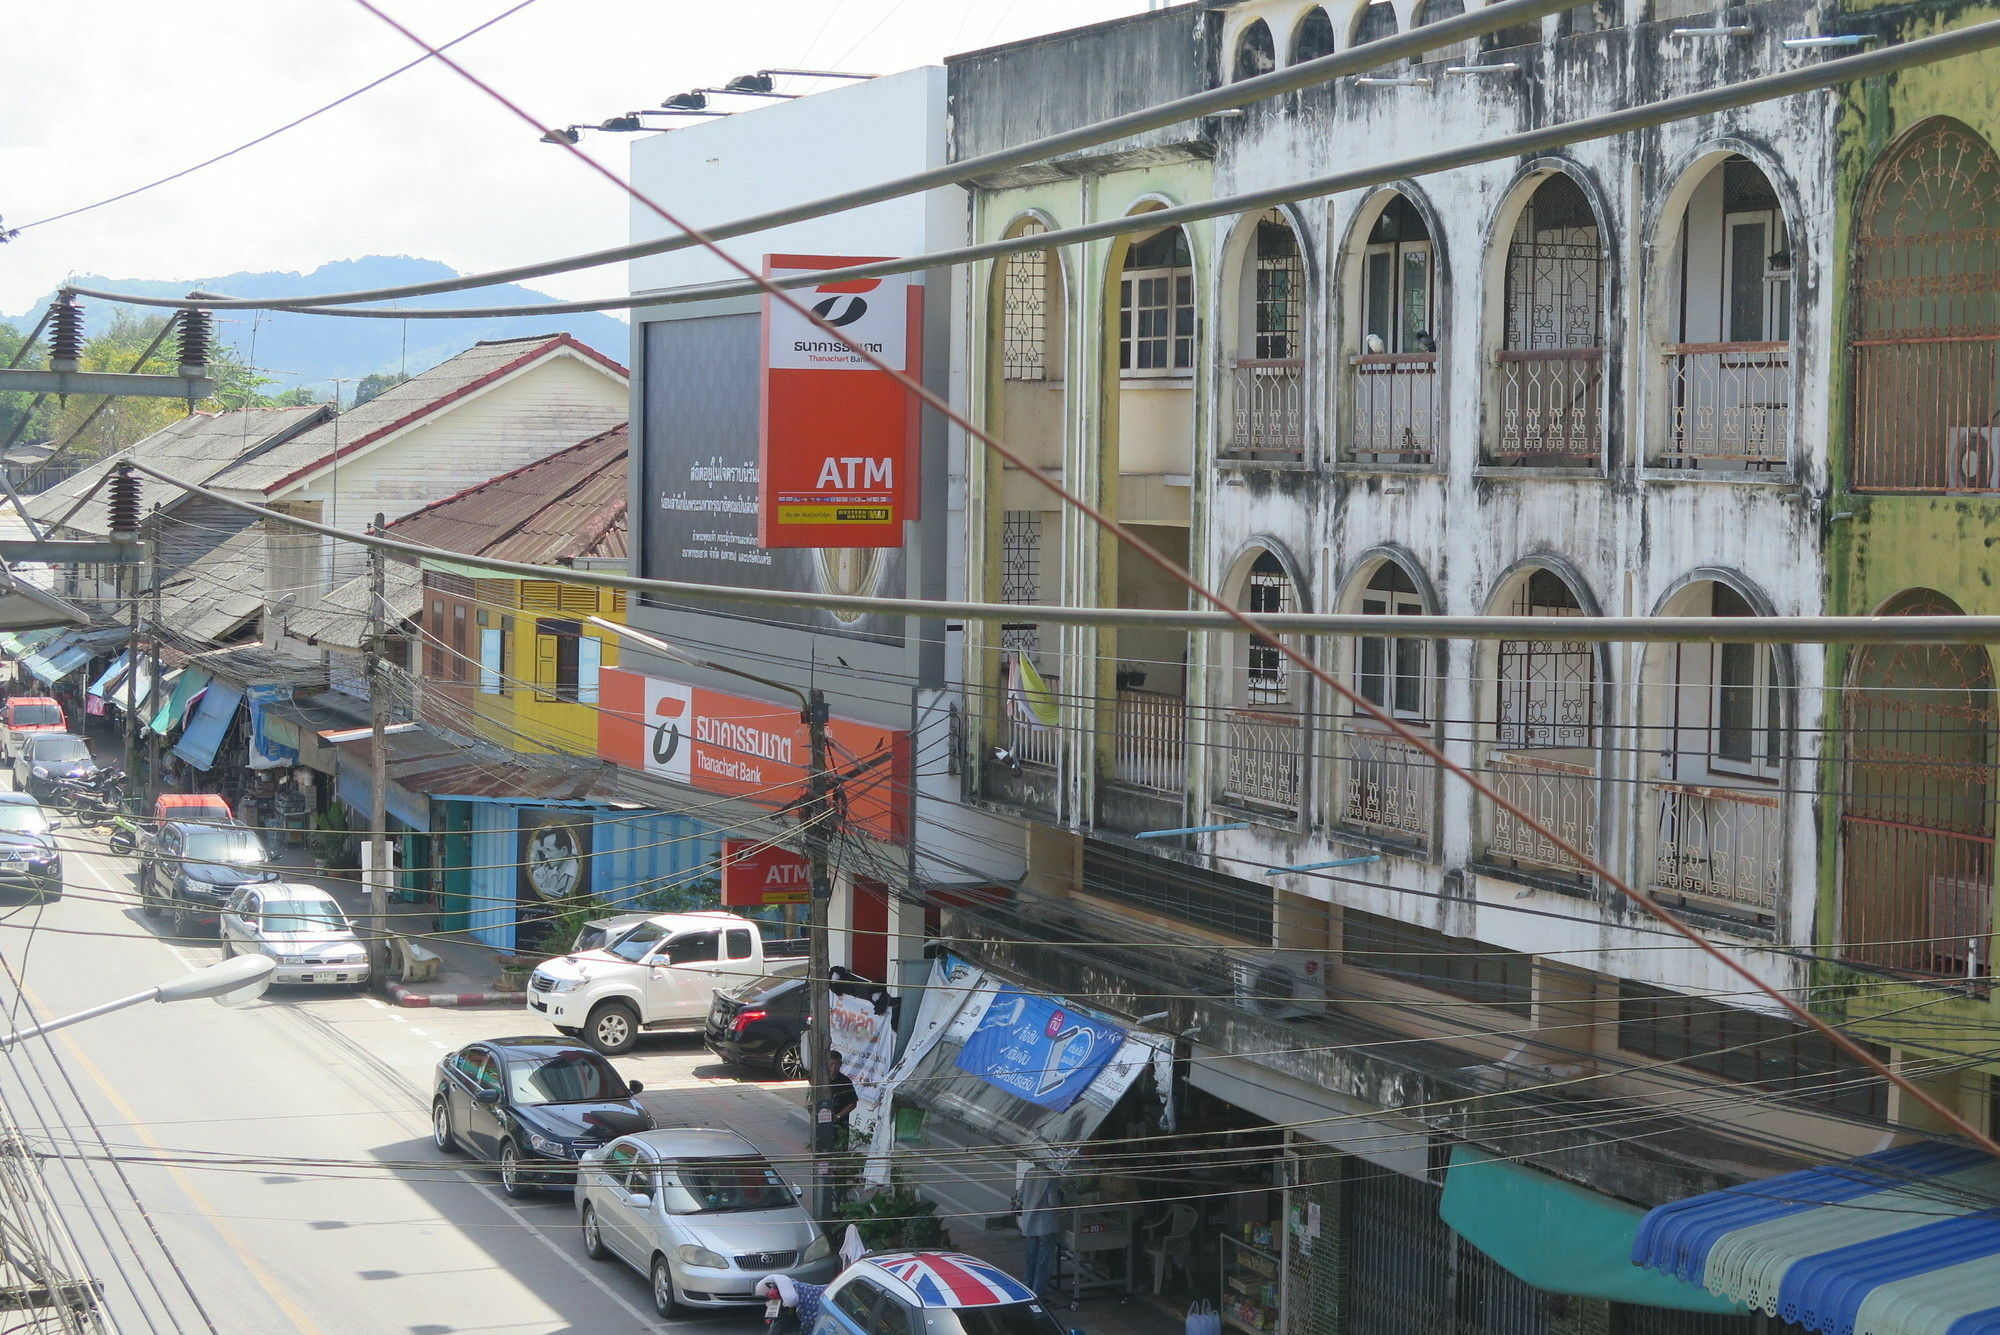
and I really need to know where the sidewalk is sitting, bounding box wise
[264,849,519,1007]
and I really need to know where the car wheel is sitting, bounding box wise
[776,1041,808,1081]
[583,1002,639,1056]
[139,885,162,919]
[171,904,192,937]
[498,1140,533,1199]
[432,1099,459,1154]
[580,1204,611,1261]
[108,830,134,856]
[650,1255,682,1318]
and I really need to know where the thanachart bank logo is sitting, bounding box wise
[643,679,694,783]
[808,275,881,328]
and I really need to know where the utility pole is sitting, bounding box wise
[105,466,143,789]
[143,523,163,811]
[119,524,143,784]
[800,686,837,1220]
[364,514,391,985]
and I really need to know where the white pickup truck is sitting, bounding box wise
[525,910,808,1054]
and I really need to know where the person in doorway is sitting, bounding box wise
[1013,1160,1065,1297]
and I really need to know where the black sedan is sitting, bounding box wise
[704,963,809,1078]
[432,1037,653,1198]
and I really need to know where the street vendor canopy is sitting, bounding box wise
[1630,1142,2000,1335]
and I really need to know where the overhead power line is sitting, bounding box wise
[57,0,1588,315]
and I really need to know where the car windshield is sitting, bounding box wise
[656,1156,794,1214]
[605,924,665,963]
[724,966,807,1004]
[922,1302,1070,1335]
[31,737,88,764]
[10,705,60,727]
[504,1051,627,1106]
[183,828,266,865]
[0,805,49,835]
[259,900,349,933]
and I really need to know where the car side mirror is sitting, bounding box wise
[628,1079,644,1095]
[626,1191,652,1209]
[475,1088,502,1105]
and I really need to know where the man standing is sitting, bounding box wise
[1013,1160,1064,1297]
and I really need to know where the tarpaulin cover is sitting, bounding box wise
[954,986,1129,1111]
[23,632,91,684]
[171,683,244,771]
[149,669,205,735]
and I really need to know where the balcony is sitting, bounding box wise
[1109,687,1187,793]
[1336,725,1434,846]
[1219,708,1304,815]
[1839,814,1993,978]
[1484,748,1597,880]
[1660,343,1790,471]
[1647,781,1781,922]
[1348,353,1438,465]
[1227,359,1305,460]
[1852,334,2000,491]
[1493,348,1602,466]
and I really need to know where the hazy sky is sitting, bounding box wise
[0,0,1151,316]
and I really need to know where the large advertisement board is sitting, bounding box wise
[639,312,907,645]
[760,256,921,549]
[597,665,908,842]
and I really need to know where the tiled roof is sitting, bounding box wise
[208,334,627,496]
[154,529,265,645]
[384,423,627,565]
[16,405,328,538]
[185,644,328,690]
[283,561,423,651]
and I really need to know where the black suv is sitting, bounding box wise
[139,819,276,932]
[704,964,810,1078]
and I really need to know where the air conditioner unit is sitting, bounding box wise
[1944,427,2000,491]
[1927,873,1989,978]
[1232,953,1328,1020]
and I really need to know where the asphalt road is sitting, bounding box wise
[0,825,800,1335]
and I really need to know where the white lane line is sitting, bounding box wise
[430,1041,449,1051]
[363,996,388,1011]
[408,1027,429,1037]
[386,1012,407,1024]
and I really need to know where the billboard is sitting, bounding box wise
[760,256,922,549]
[639,313,907,644]
[597,665,908,842]
[720,838,813,906]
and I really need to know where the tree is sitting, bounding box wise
[353,371,410,407]
[0,322,46,449]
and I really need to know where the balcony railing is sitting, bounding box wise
[1851,334,2000,491]
[1839,813,1993,978]
[1228,359,1306,460]
[1219,708,1304,814]
[1348,352,1438,465]
[1493,348,1602,466]
[1647,780,1781,920]
[1110,687,1187,793]
[1337,724,1434,844]
[1660,342,1791,470]
[1484,748,1597,878]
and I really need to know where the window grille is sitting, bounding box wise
[1495,570,1595,749]
[1503,175,1603,353]
[1001,222,1049,381]
[1253,213,1304,360]
[1245,551,1293,698]
[999,511,1041,658]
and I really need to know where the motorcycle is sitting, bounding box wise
[53,768,126,827]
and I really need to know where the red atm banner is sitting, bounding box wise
[721,839,813,906]
[759,255,921,550]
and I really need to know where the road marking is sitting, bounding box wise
[362,997,388,1011]
[408,1027,428,1037]
[430,1041,449,1051]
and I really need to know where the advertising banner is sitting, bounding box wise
[720,838,813,906]
[597,666,907,842]
[953,988,1129,1112]
[759,255,922,550]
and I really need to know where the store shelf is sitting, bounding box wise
[1218,1234,1279,1335]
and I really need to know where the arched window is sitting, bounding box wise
[1118,227,1195,377]
[1337,560,1435,847]
[1234,20,1276,79]
[1851,119,2000,490]
[1290,7,1337,61]
[1001,220,1052,381]
[1413,0,1465,22]
[1483,567,1600,880]
[1349,195,1440,466]
[1840,590,1994,975]
[1229,212,1307,459]
[1220,550,1305,815]
[1494,173,1606,466]
[1658,156,1793,471]
[1351,1,1399,45]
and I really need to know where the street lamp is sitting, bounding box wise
[0,955,274,1050]
[587,617,839,1219]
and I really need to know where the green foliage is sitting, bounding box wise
[524,893,602,957]
[353,371,410,407]
[627,874,722,915]
[311,802,359,870]
[831,1178,951,1251]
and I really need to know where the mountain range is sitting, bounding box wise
[6,255,630,392]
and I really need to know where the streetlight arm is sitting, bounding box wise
[0,989,162,1050]
[0,955,274,1049]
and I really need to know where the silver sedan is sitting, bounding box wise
[219,881,370,986]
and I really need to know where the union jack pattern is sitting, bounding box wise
[867,1252,1035,1308]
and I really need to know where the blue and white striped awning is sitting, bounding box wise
[1632,1142,2000,1335]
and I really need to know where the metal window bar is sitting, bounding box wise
[1221,708,1305,813]
[1337,724,1435,843]
[1228,359,1306,458]
[1647,780,1782,919]
[1347,352,1439,464]
[1486,748,1599,876]
[999,510,1042,660]
[1110,686,1188,792]
[1494,180,1604,465]
[1002,222,1050,381]
[1661,341,1791,469]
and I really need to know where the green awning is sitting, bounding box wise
[1440,1144,1746,1314]
[148,669,209,736]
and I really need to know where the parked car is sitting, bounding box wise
[574,1127,836,1317]
[704,962,810,1078]
[810,1252,1058,1335]
[0,792,62,900]
[219,882,369,986]
[138,818,276,931]
[13,733,98,801]
[0,698,65,759]
[431,1037,652,1198]
[527,911,808,1055]
[113,793,234,857]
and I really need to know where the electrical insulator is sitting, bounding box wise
[47,299,84,369]
[178,309,213,374]
[105,465,141,538]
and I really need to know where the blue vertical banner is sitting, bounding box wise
[245,684,299,770]
[954,988,1128,1111]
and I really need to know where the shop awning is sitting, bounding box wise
[173,683,244,771]
[149,669,206,736]
[1443,1145,1744,1314]
[1631,1142,2000,1335]
[86,654,129,699]
[22,632,93,684]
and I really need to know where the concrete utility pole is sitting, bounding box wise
[119,519,144,783]
[800,686,837,1220]
[143,526,163,809]
[364,513,391,984]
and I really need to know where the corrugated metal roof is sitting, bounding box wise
[154,529,265,644]
[184,644,329,690]
[385,423,628,565]
[209,335,627,496]
[13,405,328,538]
[283,561,423,651]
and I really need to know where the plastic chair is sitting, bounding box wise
[1143,1204,1199,1294]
